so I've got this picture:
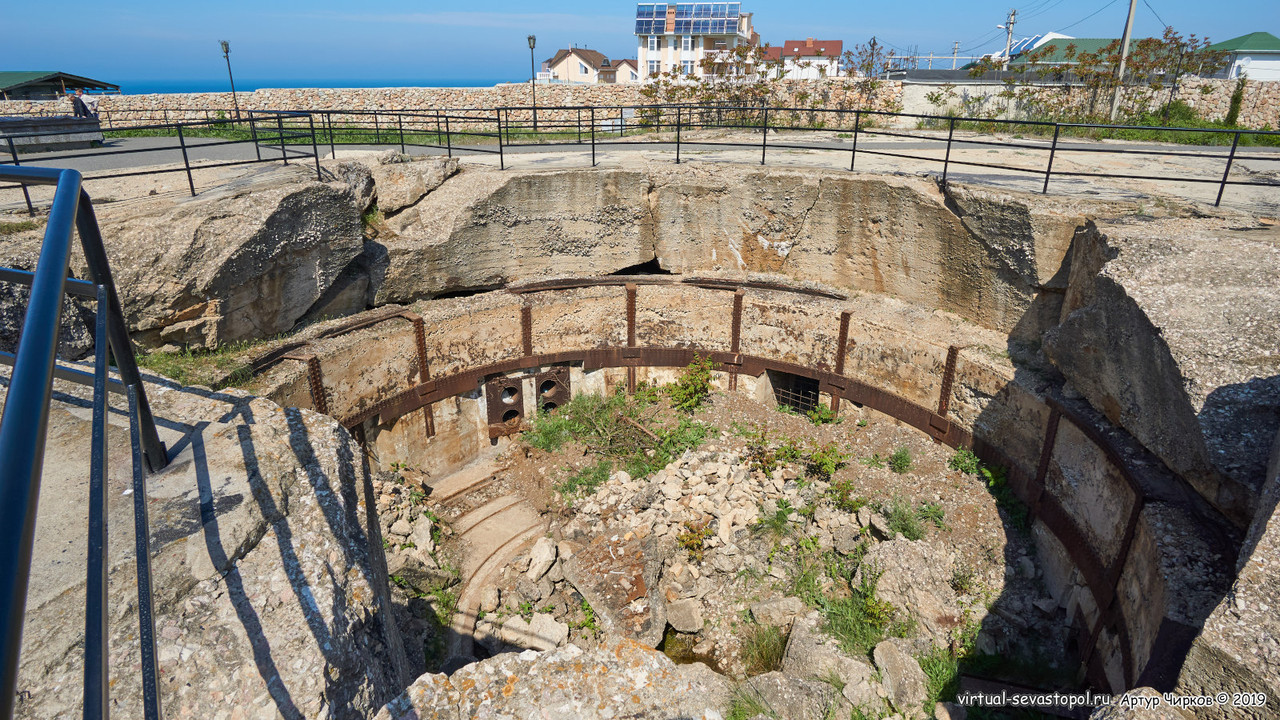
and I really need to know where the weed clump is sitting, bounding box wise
[888,447,912,474]
[667,354,716,413]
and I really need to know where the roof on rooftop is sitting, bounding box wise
[1208,31,1280,52]
[0,71,119,92]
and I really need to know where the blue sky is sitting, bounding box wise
[4,0,1272,84]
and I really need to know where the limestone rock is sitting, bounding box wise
[858,538,962,645]
[561,532,667,647]
[369,156,459,214]
[935,701,968,720]
[13,381,407,720]
[333,160,375,213]
[873,639,928,714]
[526,536,557,581]
[750,596,805,627]
[479,585,500,614]
[741,671,852,720]
[84,174,365,348]
[0,227,96,360]
[374,637,731,720]
[500,613,568,651]
[410,514,436,556]
[667,598,704,633]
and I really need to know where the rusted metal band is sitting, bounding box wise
[937,345,959,418]
[626,283,637,348]
[729,289,744,391]
[282,352,329,415]
[407,313,436,438]
[521,304,533,357]
[830,310,853,414]
[1031,408,1061,511]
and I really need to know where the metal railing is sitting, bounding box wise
[2,110,322,212]
[4,104,1277,209]
[0,166,169,720]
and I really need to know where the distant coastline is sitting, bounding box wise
[111,78,516,94]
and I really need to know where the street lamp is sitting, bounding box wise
[528,34,538,131]
[220,40,241,120]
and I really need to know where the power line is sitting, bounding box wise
[1022,0,1070,22]
[1054,0,1121,33]
[1142,0,1167,28]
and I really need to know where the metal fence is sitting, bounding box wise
[0,166,169,720]
[3,103,1278,209]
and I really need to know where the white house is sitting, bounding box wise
[635,2,759,80]
[1209,32,1280,81]
[762,38,844,79]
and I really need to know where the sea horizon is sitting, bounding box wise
[111,78,520,94]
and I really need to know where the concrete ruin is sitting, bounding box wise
[3,153,1277,719]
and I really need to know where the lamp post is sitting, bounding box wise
[220,40,241,120]
[528,34,538,132]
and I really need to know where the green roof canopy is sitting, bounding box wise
[1011,38,1127,64]
[0,71,118,94]
[1208,32,1280,52]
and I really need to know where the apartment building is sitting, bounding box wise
[634,3,759,80]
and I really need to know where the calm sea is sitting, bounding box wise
[113,78,516,94]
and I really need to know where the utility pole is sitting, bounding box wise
[952,41,960,70]
[1000,9,1017,70]
[528,35,538,131]
[1109,0,1138,121]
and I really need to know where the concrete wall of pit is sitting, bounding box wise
[248,280,1234,696]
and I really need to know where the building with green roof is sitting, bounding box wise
[1208,32,1280,81]
[0,72,119,101]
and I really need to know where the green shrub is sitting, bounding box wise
[860,453,886,469]
[821,566,901,656]
[667,354,716,412]
[888,447,912,474]
[806,403,841,425]
[826,478,867,513]
[919,645,961,709]
[677,521,715,562]
[1226,77,1246,126]
[917,501,946,529]
[555,459,611,500]
[947,447,981,475]
[805,442,849,482]
[982,464,1030,533]
[740,622,788,676]
[882,497,926,541]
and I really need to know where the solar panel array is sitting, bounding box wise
[635,3,741,34]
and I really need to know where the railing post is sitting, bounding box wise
[308,114,323,182]
[1215,131,1242,207]
[327,112,336,160]
[445,114,452,158]
[176,125,196,197]
[398,114,406,154]
[497,108,504,170]
[73,193,167,473]
[127,383,163,720]
[850,110,861,172]
[619,106,624,137]
[277,116,288,165]
[591,107,597,167]
[374,114,380,145]
[675,106,682,164]
[577,108,582,144]
[942,116,955,184]
[761,105,769,166]
[82,284,109,720]
[248,110,261,161]
[1043,124,1061,194]
[6,138,35,216]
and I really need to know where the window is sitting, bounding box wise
[648,60,660,76]
[682,60,695,75]
[648,36,659,53]
[682,35,692,52]
[580,62,590,75]
[631,70,639,81]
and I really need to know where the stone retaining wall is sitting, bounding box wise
[3,77,1275,129]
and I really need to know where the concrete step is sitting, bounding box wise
[447,523,544,659]
[427,457,501,505]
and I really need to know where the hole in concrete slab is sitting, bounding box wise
[769,370,820,414]
[541,401,558,412]
[502,409,520,423]
[501,386,519,404]
[610,257,671,275]
[539,380,557,396]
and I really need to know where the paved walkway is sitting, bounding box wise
[3,127,1278,215]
